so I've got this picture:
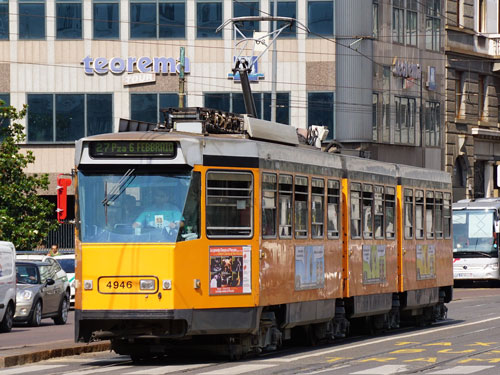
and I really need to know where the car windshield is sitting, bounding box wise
[16,264,40,284]
[78,169,200,243]
[58,259,75,273]
[453,209,497,256]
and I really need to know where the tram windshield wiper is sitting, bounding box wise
[102,169,135,226]
[453,250,493,258]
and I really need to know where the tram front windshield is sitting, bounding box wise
[78,170,199,243]
[453,210,497,257]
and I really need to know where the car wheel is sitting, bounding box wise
[29,300,42,327]
[53,296,68,325]
[0,303,14,333]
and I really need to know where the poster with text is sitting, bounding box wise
[416,244,436,280]
[209,246,251,295]
[362,245,387,284]
[295,245,325,290]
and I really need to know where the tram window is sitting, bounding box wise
[435,192,443,239]
[385,187,395,239]
[206,171,253,238]
[444,192,452,238]
[350,183,361,239]
[415,190,424,239]
[327,179,340,239]
[262,173,277,238]
[311,178,325,238]
[180,171,201,241]
[404,189,413,239]
[426,191,434,239]
[363,184,373,239]
[295,176,309,238]
[279,175,293,238]
[374,185,384,239]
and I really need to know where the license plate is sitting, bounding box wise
[98,276,158,294]
[455,273,473,279]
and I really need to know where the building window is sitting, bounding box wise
[382,66,391,143]
[307,0,334,36]
[308,92,334,140]
[426,0,441,51]
[406,0,417,46]
[425,101,440,147]
[455,71,465,119]
[56,0,82,39]
[270,1,296,37]
[372,93,379,141]
[478,75,487,121]
[392,0,404,44]
[197,1,222,38]
[233,1,259,38]
[93,0,119,39]
[0,0,8,39]
[27,94,113,143]
[19,0,45,39]
[394,96,416,145]
[131,0,186,39]
[131,93,181,124]
[204,92,290,124]
[457,0,462,28]
[372,0,379,39]
[479,0,485,33]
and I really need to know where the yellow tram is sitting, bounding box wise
[72,108,453,359]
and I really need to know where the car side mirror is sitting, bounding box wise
[46,278,55,286]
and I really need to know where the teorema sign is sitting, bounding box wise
[82,56,191,75]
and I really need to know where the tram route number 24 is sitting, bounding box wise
[106,281,133,289]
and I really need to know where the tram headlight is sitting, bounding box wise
[140,279,155,290]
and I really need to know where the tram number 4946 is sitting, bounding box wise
[107,281,133,289]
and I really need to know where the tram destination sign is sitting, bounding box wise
[89,141,176,158]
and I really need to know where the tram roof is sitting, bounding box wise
[453,198,500,210]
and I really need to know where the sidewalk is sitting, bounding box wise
[0,340,110,368]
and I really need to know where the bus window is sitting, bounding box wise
[327,180,340,239]
[363,184,373,239]
[262,173,277,238]
[426,191,434,239]
[404,189,413,239]
[279,175,293,238]
[351,183,361,239]
[415,190,424,239]
[206,171,253,238]
[295,176,308,238]
[385,187,395,239]
[444,192,451,238]
[435,192,443,239]
[311,178,324,239]
[374,186,384,239]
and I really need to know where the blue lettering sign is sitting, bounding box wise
[81,56,191,75]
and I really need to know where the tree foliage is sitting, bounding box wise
[0,101,58,250]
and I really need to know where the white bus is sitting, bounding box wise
[453,198,500,284]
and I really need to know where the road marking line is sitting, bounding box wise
[269,316,500,363]
[350,364,409,374]
[0,365,65,374]
[127,363,213,374]
[427,365,495,374]
[64,365,134,375]
[199,364,277,374]
[297,365,350,374]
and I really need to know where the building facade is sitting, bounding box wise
[0,0,446,216]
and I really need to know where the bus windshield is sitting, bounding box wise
[78,170,200,243]
[453,210,497,256]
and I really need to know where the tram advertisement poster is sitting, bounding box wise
[416,244,436,280]
[362,245,386,284]
[295,245,325,290]
[209,246,251,295]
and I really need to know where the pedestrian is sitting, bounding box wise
[48,244,60,257]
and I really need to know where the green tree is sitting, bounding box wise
[0,101,58,250]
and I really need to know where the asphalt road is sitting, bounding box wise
[2,287,500,375]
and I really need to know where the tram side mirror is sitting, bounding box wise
[57,175,72,223]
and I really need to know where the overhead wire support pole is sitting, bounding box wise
[271,2,278,122]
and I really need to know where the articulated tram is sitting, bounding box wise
[72,108,453,360]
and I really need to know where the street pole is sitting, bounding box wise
[271,1,278,122]
[179,47,185,108]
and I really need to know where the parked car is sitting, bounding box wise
[14,260,70,326]
[0,242,16,333]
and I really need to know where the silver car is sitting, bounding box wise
[14,260,70,326]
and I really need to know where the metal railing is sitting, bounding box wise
[45,223,75,250]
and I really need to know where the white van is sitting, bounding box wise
[0,241,16,332]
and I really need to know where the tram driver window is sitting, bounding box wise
[206,171,253,238]
[295,176,309,238]
[404,189,413,239]
[279,175,293,238]
[363,184,373,239]
[262,173,277,238]
[435,192,443,239]
[426,191,434,239]
[415,190,424,239]
[327,179,340,239]
[311,178,325,238]
[385,187,395,239]
[350,183,361,239]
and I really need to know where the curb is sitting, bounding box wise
[0,341,111,368]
